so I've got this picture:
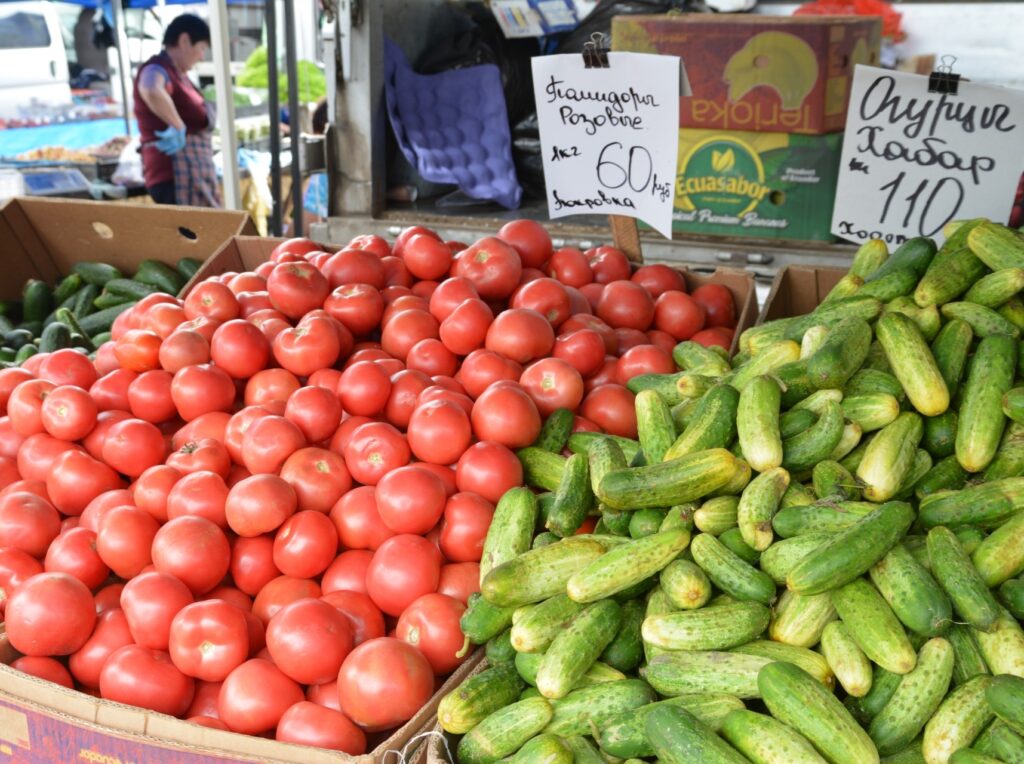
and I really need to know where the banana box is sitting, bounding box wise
[612,14,881,135]
[671,128,842,242]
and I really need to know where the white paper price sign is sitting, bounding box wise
[531,52,680,238]
[832,65,1024,246]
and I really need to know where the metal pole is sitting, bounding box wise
[209,0,240,210]
[283,0,303,237]
[267,0,282,235]
[109,0,132,136]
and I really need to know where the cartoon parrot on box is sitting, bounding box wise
[723,32,819,111]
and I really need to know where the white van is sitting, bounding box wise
[0,2,72,119]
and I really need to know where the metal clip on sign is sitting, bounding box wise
[583,32,610,69]
[928,55,964,96]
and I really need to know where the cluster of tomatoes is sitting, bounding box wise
[0,219,735,755]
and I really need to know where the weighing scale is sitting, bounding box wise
[19,167,93,199]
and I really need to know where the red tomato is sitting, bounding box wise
[337,361,391,417]
[322,549,373,596]
[77,489,134,533]
[374,465,447,535]
[471,383,541,449]
[267,261,329,319]
[81,410,131,462]
[0,490,60,558]
[654,290,707,341]
[273,511,337,578]
[321,590,385,647]
[452,237,523,300]
[69,607,134,688]
[38,349,98,390]
[581,384,638,438]
[632,264,687,297]
[381,256,413,288]
[283,386,342,445]
[12,655,73,687]
[132,464,180,523]
[396,592,469,675]
[252,575,321,625]
[94,584,125,615]
[616,344,676,385]
[330,486,395,551]
[169,599,249,681]
[218,658,304,734]
[321,248,386,290]
[327,414,373,457]
[439,298,493,357]
[279,447,350,514]
[225,474,297,538]
[406,399,472,466]
[485,308,555,364]
[171,364,236,422]
[455,441,522,504]
[38,385,96,441]
[241,416,306,475]
[511,278,570,328]
[647,328,678,356]
[348,233,392,258]
[548,248,593,288]
[7,379,56,437]
[324,284,384,337]
[586,246,631,284]
[550,328,605,380]
[5,572,95,655]
[365,534,441,617]
[586,357,622,393]
[159,330,211,373]
[691,283,736,328]
[381,309,439,362]
[272,237,323,259]
[114,330,163,373]
[580,282,605,312]
[597,280,656,331]
[121,570,195,649]
[403,234,453,280]
[167,438,231,478]
[266,598,354,685]
[393,226,440,257]
[100,644,195,716]
[342,421,410,486]
[437,562,480,604]
[337,637,434,730]
[127,369,177,423]
[152,516,231,595]
[0,547,42,616]
[102,418,167,478]
[89,369,136,413]
[496,218,551,268]
[210,319,271,379]
[615,328,650,354]
[96,507,159,579]
[560,314,618,355]
[439,492,494,563]
[691,326,734,349]
[381,369,429,430]
[44,526,109,589]
[0,416,26,462]
[428,277,479,322]
[166,470,229,528]
[405,338,456,378]
[230,535,280,597]
[47,450,124,516]
[244,368,301,408]
[229,271,268,293]
[273,316,345,377]
[519,358,585,416]
[453,349,514,399]
[276,701,366,754]
[0,367,35,412]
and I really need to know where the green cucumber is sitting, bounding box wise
[462,592,516,644]
[948,623,991,686]
[567,431,641,463]
[895,448,934,500]
[719,526,761,565]
[674,340,733,376]
[508,734,571,764]
[877,313,950,417]
[480,487,539,584]
[76,302,134,336]
[600,599,644,673]
[769,589,836,648]
[974,720,1024,763]
[986,674,1024,738]
[1005,388,1024,425]
[597,448,738,511]
[510,594,586,654]
[104,278,158,300]
[847,666,903,725]
[927,526,1001,632]
[535,600,621,699]
[661,558,712,609]
[72,262,122,286]
[176,257,203,281]
[923,411,959,460]
[868,237,936,282]
[485,628,515,666]
[781,408,819,440]
[642,650,769,698]
[965,268,1024,307]
[931,319,974,398]
[736,640,834,688]
[695,496,740,535]
[773,501,876,538]
[886,298,942,342]
[813,460,861,500]
[544,679,656,737]
[859,265,919,300]
[566,528,689,603]
[517,447,566,492]
[822,621,873,698]
[645,705,751,764]
[457,697,554,764]
[534,408,574,453]
[869,543,952,637]
[21,280,52,324]
[70,282,100,318]
[806,317,873,389]
[782,400,845,472]
[545,453,593,537]
[52,273,83,304]
[781,480,818,508]
[972,511,1024,587]
[783,296,884,344]
[737,467,789,551]
[777,360,818,408]
[481,537,606,608]
[663,384,739,461]
[916,455,969,499]
[134,259,186,295]
[721,709,829,764]
[600,694,746,758]
[642,600,769,651]
[957,335,1017,472]
[438,663,525,734]
[942,301,1021,338]
[1001,578,1024,620]
[515,652,623,688]
[831,422,865,462]
[857,413,924,502]
[636,389,676,464]
[919,478,1024,529]
[761,534,830,584]
[832,578,918,675]
[972,607,1024,678]
[38,321,71,352]
[845,369,906,401]
[691,532,775,604]
[727,340,802,390]
[628,507,667,538]
[737,375,783,472]
[801,324,832,358]
[843,394,901,433]
[914,240,987,308]
[851,239,890,279]
[921,676,994,764]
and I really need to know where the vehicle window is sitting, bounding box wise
[0,11,52,49]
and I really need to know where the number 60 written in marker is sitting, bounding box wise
[596,142,654,194]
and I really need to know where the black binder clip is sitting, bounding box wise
[928,55,962,95]
[583,32,609,69]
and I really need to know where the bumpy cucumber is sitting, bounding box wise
[973,608,1024,678]
[922,676,994,764]
[843,394,901,433]
[923,411,959,460]
[947,623,991,687]
[846,666,903,725]
[600,598,645,673]
[546,452,594,537]
[481,537,606,607]
[782,399,845,472]
[806,317,873,390]
[972,511,1024,587]
[877,313,950,417]
[965,268,1024,307]
[956,335,1016,473]
[536,600,622,699]
[916,455,969,499]
[462,593,516,644]
[973,719,1024,763]
[510,594,587,653]
[481,487,539,583]
[737,467,789,551]
[598,448,739,511]
[544,679,656,737]
[851,239,890,279]
[456,697,554,764]
[600,694,746,758]
[636,389,676,464]
[821,621,873,698]
[942,301,1021,338]
[857,413,924,502]
[508,734,571,764]
[773,501,876,537]
[831,578,918,675]
[641,650,770,699]
[690,532,776,604]
[535,408,574,453]
[986,674,1024,738]
[642,600,770,651]
[769,589,836,648]
[695,496,740,535]
[661,558,712,609]
[568,431,641,463]
[664,384,739,461]
[760,534,830,584]
[737,375,783,472]
[914,238,987,308]
[645,705,751,764]
[518,447,566,492]
[438,663,525,734]
[720,708,829,764]
[732,640,834,688]
[845,368,906,400]
[927,526,1001,632]
[566,528,689,603]
[870,543,953,637]
[919,478,1024,529]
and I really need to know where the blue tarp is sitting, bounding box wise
[0,118,135,155]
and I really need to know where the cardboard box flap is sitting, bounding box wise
[758,265,847,323]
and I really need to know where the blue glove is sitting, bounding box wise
[154,125,186,155]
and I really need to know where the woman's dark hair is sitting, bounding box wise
[163,14,211,47]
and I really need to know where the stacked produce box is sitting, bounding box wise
[435,220,1024,764]
[612,15,881,242]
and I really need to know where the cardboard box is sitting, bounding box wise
[0,628,482,764]
[0,197,255,299]
[758,264,846,323]
[672,128,843,242]
[612,14,882,135]
[189,237,760,353]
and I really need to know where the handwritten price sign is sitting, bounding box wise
[832,65,1024,245]
[531,52,680,238]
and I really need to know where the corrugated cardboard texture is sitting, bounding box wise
[0,626,483,764]
[189,237,758,354]
[0,197,255,299]
[758,265,847,323]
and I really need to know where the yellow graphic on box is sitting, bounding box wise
[677,132,778,217]
[723,31,818,111]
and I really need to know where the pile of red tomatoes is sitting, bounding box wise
[0,220,736,754]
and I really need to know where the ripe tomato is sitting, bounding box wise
[114,330,163,373]
[252,575,321,625]
[330,485,395,552]
[439,298,493,357]
[382,294,430,326]
[90,369,136,413]
[615,327,650,354]
[0,547,41,616]
[132,464,180,523]
[5,572,95,655]
[690,283,735,328]
[552,328,607,379]
[338,638,434,730]
[519,358,585,416]
[597,280,656,331]
[69,607,134,688]
[438,562,480,604]
[561,313,618,355]
[337,361,391,417]
[548,247,593,288]
[452,237,523,300]
[152,516,231,595]
[321,248,386,290]
[321,550,373,596]
[43,526,109,589]
[374,465,447,535]
[169,599,249,682]
[167,438,231,477]
[273,511,337,578]
[581,384,638,439]
[428,277,479,322]
[12,655,73,687]
[455,441,522,504]
[225,474,297,537]
[581,282,604,312]
[691,326,734,350]
[365,534,441,617]
[654,290,706,340]
[439,492,494,563]
[127,369,177,423]
[616,344,675,385]
[347,233,392,258]
[47,449,124,516]
[185,281,240,322]
[230,535,280,597]
[279,447,350,514]
[405,338,457,378]
[402,234,453,280]
[8,379,56,437]
[100,644,195,716]
[0,490,60,558]
[631,264,687,297]
[38,349,98,390]
[583,357,619,394]
[407,399,472,466]
[166,470,229,528]
[267,598,354,685]
[0,367,34,412]
[244,368,301,408]
[381,309,439,361]
[0,416,26,461]
[267,261,330,319]
[586,246,631,284]
[485,308,555,365]
[185,679,224,718]
[171,364,235,422]
[39,385,96,441]
[102,417,167,478]
[471,383,541,449]
[159,330,211,373]
[283,386,342,445]
[273,237,324,259]
[273,315,345,377]
[647,328,677,356]
[96,507,160,579]
[77,489,134,533]
[498,219,552,269]
[342,421,410,485]
[396,593,468,675]
[242,415,306,475]
[321,590,385,647]
[218,658,305,734]
[210,319,271,379]
[511,278,570,327]
[324,283,385,337]
[276,701,366,754]
[454,349,517,399]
